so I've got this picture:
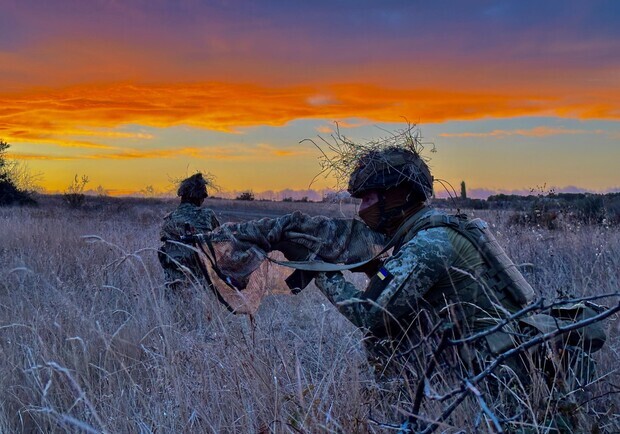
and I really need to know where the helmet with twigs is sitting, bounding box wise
[347,147,433,200]
[178,173,210,202]
[310,123,433,200]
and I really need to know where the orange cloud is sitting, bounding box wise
[9,134,120,150]
[94,143,308,161]
[11,142,309,162]
[1,82,619,155]
[439,126,606,138]
[9,153,78,161]
[62,130,154,139]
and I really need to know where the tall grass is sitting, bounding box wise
[0,198,618,433]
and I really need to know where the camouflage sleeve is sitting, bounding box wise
[314,227,454,331]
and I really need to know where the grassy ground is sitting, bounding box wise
[0,196,618,433]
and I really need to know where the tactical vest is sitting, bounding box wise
[398,213,535,308]
[406,213,607,356]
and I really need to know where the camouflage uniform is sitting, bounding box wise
[159,202,220,286]
[314,206,593,432]
[159,202,220,328]
[314,206,524,368]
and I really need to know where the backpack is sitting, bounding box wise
[403,212,607,356]
[402,213,535,307]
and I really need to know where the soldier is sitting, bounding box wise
[310,148,592,431]
[159,173,220,326]
[186,142,606,429]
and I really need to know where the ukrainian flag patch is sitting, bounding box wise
[377,267,392,281]
[364,266,393,301]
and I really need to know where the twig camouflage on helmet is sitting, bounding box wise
[308,123,434,198]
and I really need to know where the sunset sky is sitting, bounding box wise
[1,0,619,198]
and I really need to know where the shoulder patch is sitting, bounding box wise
[363,267,394,302]
[376,266,393,282]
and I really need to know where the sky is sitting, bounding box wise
[1,0,619,198]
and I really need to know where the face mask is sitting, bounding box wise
[359,202,382,231]
[383,202,425,235]
[359,189,426,235]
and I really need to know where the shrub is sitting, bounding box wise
[0,139,36,206]
[140,185,156,197]
[63,174,89,208]
[95,185,109,197]
[0,178,36,205]
[604,194,620,224]
[572,194,605,223]
[235,191,255,201]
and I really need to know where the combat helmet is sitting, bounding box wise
[347,148,433,199]
[178,173,209,202]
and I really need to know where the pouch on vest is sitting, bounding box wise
[550,302,607,352]
[518,313,568,348]
[519,304,607,353]
[484,323,520,355]
[407,214,536,309]
[464,218,535,307]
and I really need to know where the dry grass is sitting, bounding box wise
[0,197,619,433]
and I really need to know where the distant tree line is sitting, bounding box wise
[434,191,620,228]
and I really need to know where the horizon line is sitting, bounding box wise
[34,185,620,201]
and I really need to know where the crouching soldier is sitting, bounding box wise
[311,147,604,432]
[159,173,220,327]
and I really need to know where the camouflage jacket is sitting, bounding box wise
[314,207,524,343]
[207,210,386,289]
[159,203,220,284]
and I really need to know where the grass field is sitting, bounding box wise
[1,196,619,433]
